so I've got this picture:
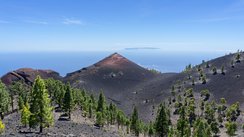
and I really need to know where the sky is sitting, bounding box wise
[0,0,244,52]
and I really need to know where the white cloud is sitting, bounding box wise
[25,20,48,25]
[63,18,85,25]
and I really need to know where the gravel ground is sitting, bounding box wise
[1,109,133,137]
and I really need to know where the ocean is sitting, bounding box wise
[0,50,227,77]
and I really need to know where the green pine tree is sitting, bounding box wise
[154,104,170,137]
[212,67,217,75]
[21,103,31,127]
[18,96,24,111]
[88,103,93,118]
[63,83,74,119]
[225,121,237,136]
[0,81,10,120]
[210,121,220,136]
[108,103,117,125]
[95,111,105,127]
[236,53,241,62]
[201,75,207,84]
[176,106,191,137]
[168,127,175,137]
[126,119,131,134]
[148,121,155,137]
[204,103,215,124]
[131,106,140,136]
[96,92,106,113]
[193,118,210,137]
[29,76,54,133]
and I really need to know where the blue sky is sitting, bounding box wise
[0,0,244,52]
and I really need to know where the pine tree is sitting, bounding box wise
[10,81,29,112]
[193,118,210,137]
[168,127,175,137]
[88,103,93,118]
[54,81,66,108]
[82,98,89,117]
[148,121,155,137]
[95,111,105,127]
[177,106,191,137]
[131,106,139,136]
[236,53,241,63]
[18,96,24,111]
[0,119,4,134]
[63,83,74,120]
[108,103,117,125]
[226,102,240,122]
[126,119,131,134]
[200,90,210,101]
[21,103,31,127]
[0,81,10,120]
[8,82,19,112]
[201,75,207,84]
[204,103,215,124]
[210,121,219,136]
[29,76,54,133]
[96,92,106,113]
[220,98,227,112]
[187,98,196,126]
[154,104,169,137]
[143,123,149,136]
[116,110,124,129]
[225,121,237,136]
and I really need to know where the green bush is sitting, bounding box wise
[0,120,4,134]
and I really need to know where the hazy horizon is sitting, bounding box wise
[0,50,228,76]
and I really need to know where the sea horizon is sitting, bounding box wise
[0,50,229,77]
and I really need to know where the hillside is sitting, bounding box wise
[132,52,244,121]
[1,68,62,86]
[64,53,168,105]
[64,52,244,122]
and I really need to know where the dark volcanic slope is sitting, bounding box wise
[133,52,244,121]
[1,68,62,86]
[64,52,170,104]
[189,52,244,105]
[64,53,178,121]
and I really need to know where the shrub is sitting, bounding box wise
[236,53,241,63]
[225,122,237,136]
[201,75,207,84]
[221,66,225,75]
[200,90,210,101]
[0,120,4,134]
[212,67,217,75]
